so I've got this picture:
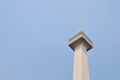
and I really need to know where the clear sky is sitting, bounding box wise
[0,0,120,80]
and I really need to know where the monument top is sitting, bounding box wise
[68,30,93,51]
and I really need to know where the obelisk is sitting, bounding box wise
[68,30,93,80]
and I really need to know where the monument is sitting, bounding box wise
[68,30,93,80]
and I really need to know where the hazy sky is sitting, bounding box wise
[0,0,120,80]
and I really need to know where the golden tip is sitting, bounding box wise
[78,29,82,33]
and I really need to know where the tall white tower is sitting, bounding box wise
[68,30,93,80]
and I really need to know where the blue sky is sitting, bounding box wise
[0,0,120,80]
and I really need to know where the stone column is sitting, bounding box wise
[68,30,93,80]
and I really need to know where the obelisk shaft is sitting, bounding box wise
[73,44,89,80]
